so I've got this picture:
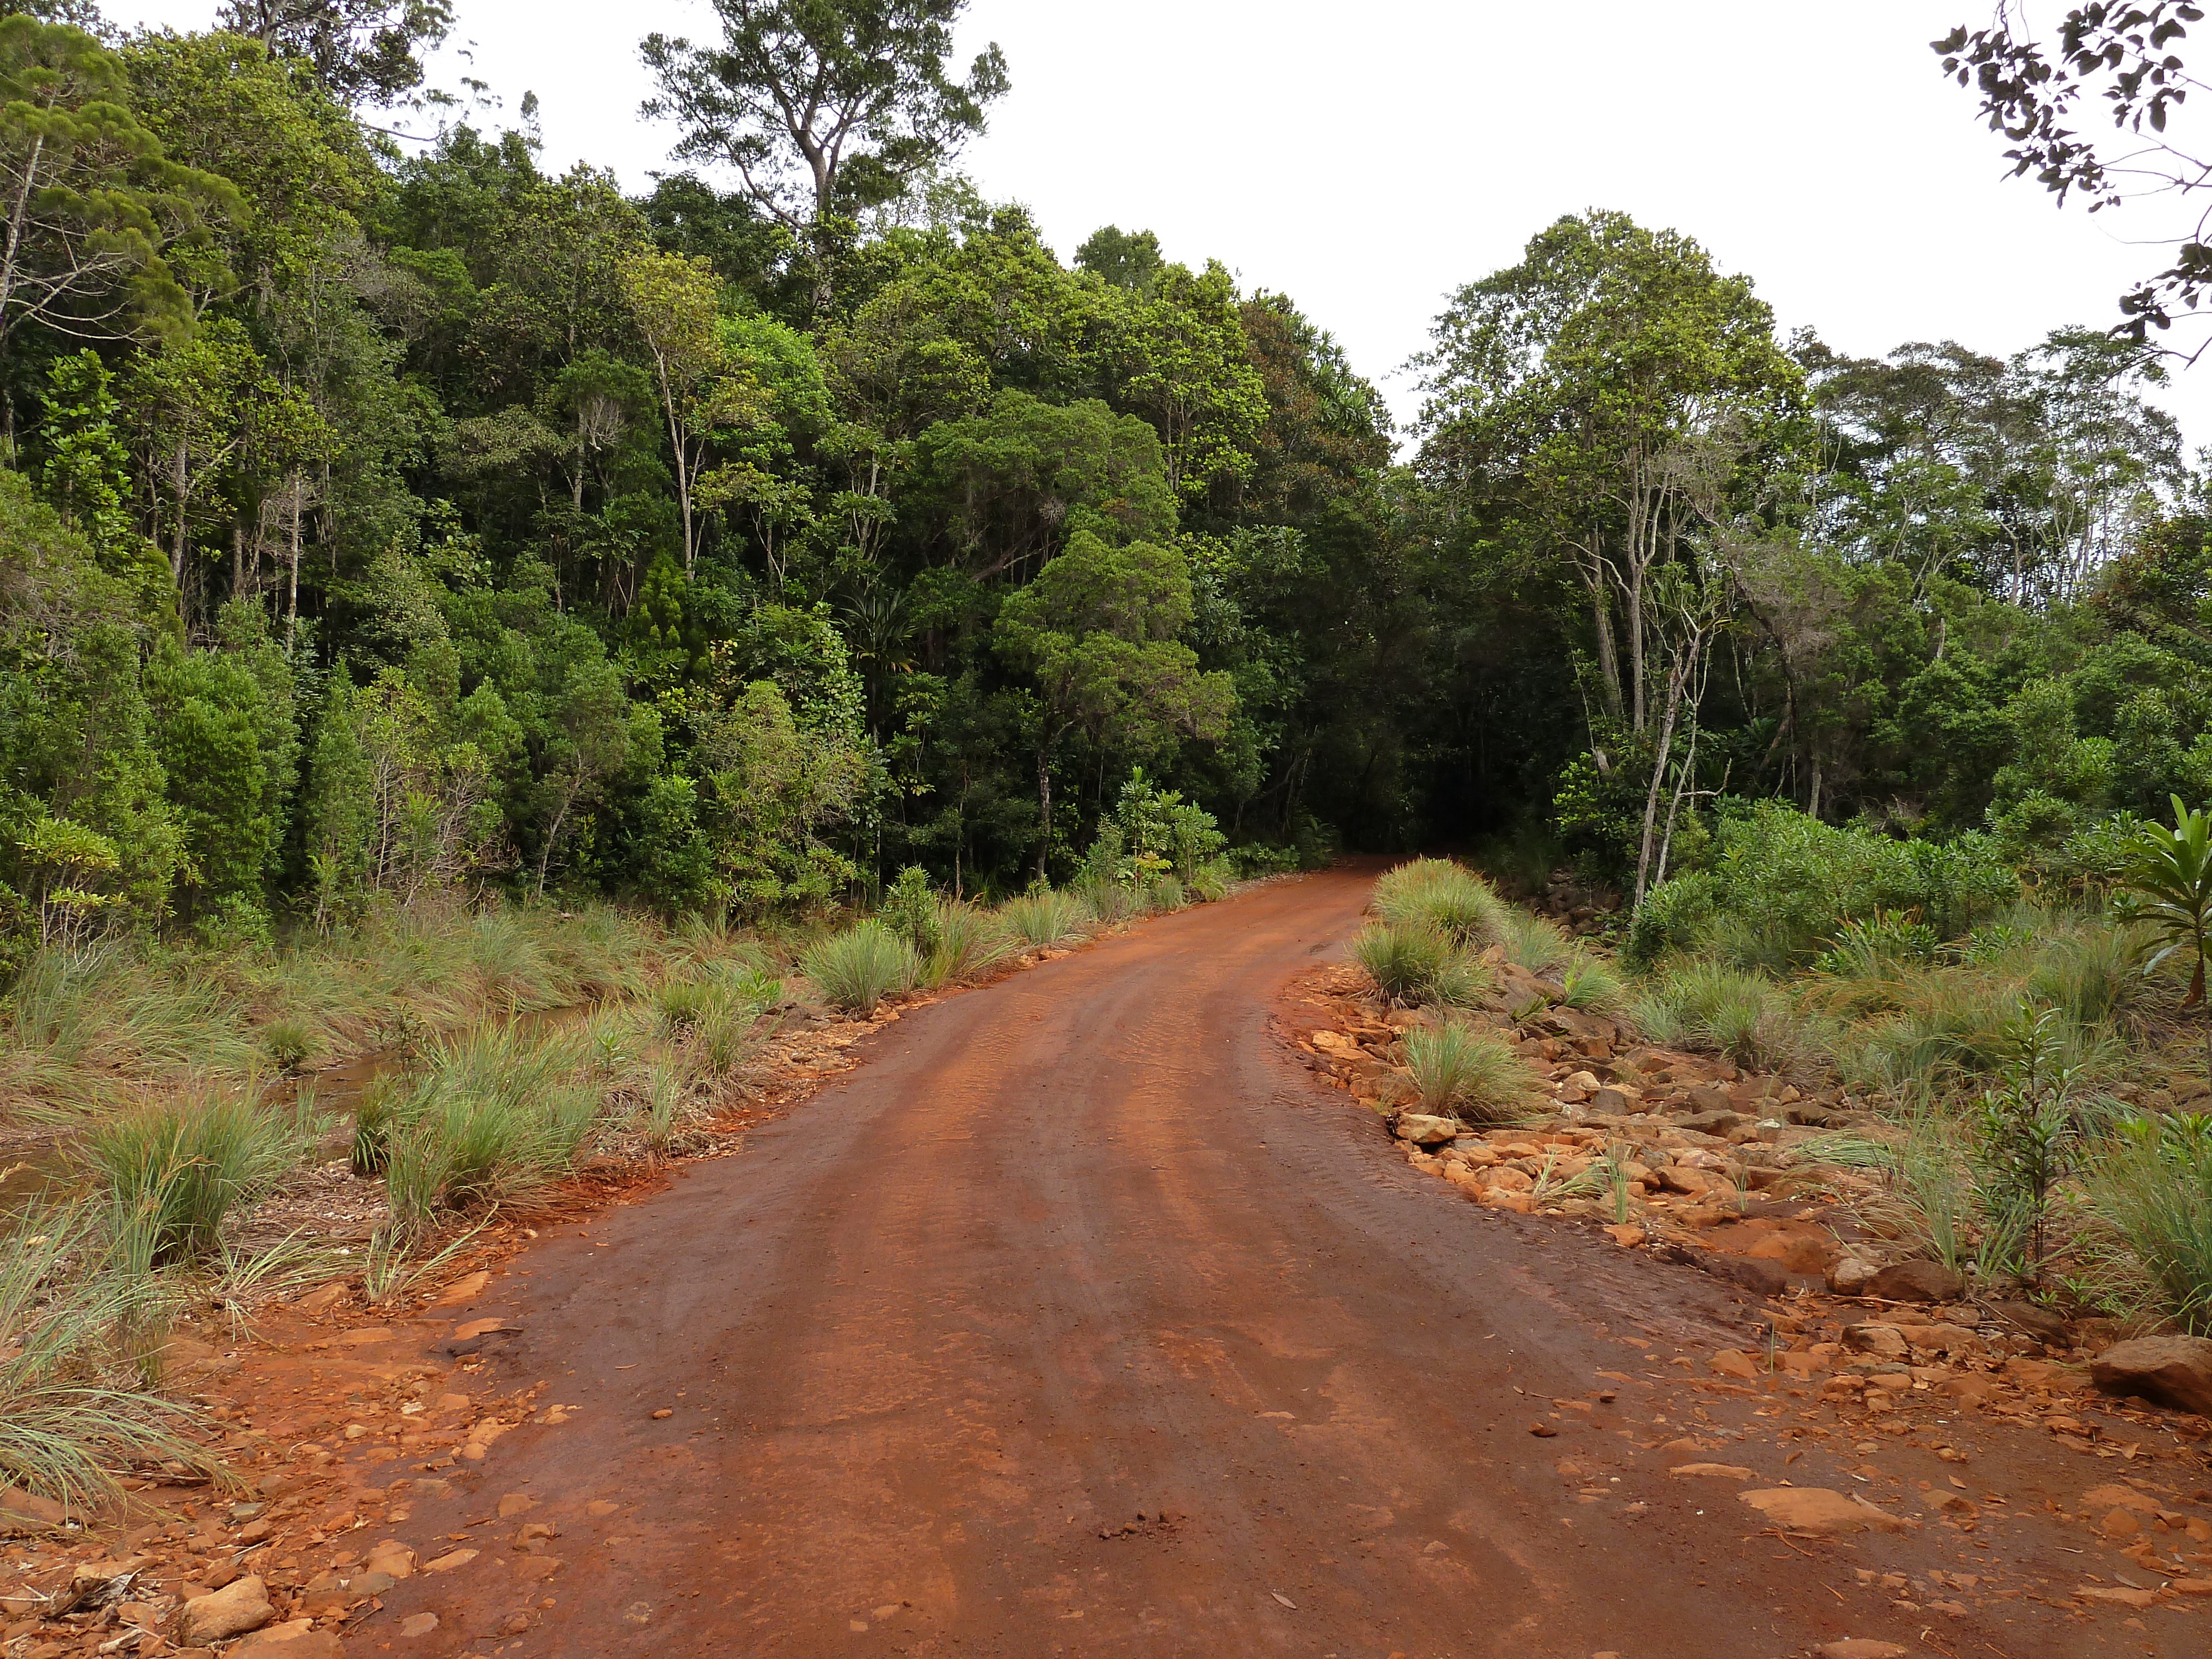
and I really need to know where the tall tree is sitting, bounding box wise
[217,0,454,107]
[640,0,1008,311]
[0,18,235,392]
[995,530,1234,877]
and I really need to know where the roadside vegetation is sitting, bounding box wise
[1363,839,2212,1340]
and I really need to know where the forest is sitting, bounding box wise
[1,2,2204,955]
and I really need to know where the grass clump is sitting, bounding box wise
[1557,950,1627,1015]
[1495,909,1574,977]
[1371,858,1506,945]
[1353,923,1450,1005]
[2083,1114,2212,1334]
[88,1091,304,1269]
[1000,888,1090,948]
[1630,961,1816,1072]
[1,1207,217,1516]
[921,901,1012,989]
[1352,922,1489,1008]
[380,1026,603,1229]
[1403,1020,1538,1122]
[801,921,919,1015]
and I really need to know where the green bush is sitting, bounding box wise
[879,865,940,957]
[1190,857,1235,902]
[1627,803,2020,967]
[1403,1021,1537,1121]
[801,921,919,1015]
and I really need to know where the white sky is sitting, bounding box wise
[108,0,2212,447]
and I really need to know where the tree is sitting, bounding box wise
[640,0,1009,310]
[1416,211,1801,735]
[1934,3,2212,349]
[621,248,775,576]
[995,530,1234,877]
[0,17,236,388]
[217,0,454,107]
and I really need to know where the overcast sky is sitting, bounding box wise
[108,0,2212,447]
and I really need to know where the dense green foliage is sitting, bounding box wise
[9,0,2212,999]
[0,5,1410,962]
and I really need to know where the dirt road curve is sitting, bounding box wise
[371,870,2020,1657]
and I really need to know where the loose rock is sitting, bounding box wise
[2089,1334,2212,1416]
[176,1575,274,1645]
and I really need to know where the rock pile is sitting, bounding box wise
[1288,961,1884,1282]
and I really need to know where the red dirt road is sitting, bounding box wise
[361,870,2140,1657]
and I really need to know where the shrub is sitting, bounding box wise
[801,921,919,1015]
[1403,1021,1537,1121]
[89,1091,302,1268]
[1352,923,1450,1005]
[1630,961,1817,1073]
[1190,857,1235,902]
[1001,889,1089,948]
[1371,858,1506,944]
[879,865,940,958]
[1627,805,2020,967]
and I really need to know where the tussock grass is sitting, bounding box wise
[1403,1021,1538,1121]
[1558,951,1627,1015]
[380,1026,603,1229]
[2083,1117,2212,1334]
[921,901,1013,989]
[1495,909,1574,977]
[1352,923,1488,1009]
[1630,961,1819,1073]
[0,1207,217,1515]
[88,1090,304,1269]
[1000,889,1090,949]
[1072,875,1135,926]
[1371,858,1506,945]
[801,922,919,1015]
[1353,923,1450,1006]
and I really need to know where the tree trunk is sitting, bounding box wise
[1035,744,1056,882]
[1590,587,1624,721]
[286,474,302,645]
[1634,650,1692,909]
